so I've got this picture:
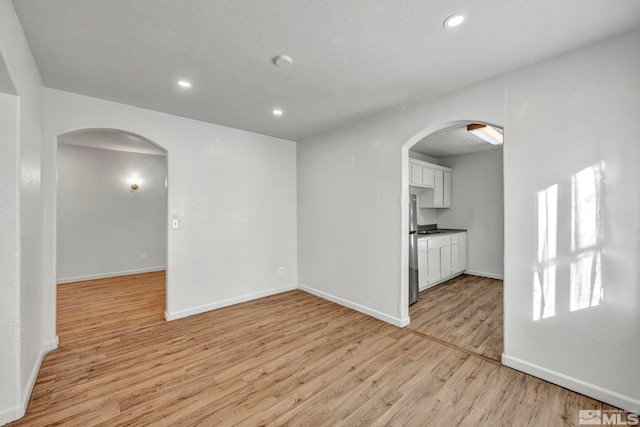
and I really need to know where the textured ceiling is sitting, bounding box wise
[11,0,640,141]
[410,123,501,158]
[58,130,166,156]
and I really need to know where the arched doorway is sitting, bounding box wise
[401,120,505,362]
[54,128,168,346]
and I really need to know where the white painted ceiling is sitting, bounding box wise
[411,123,502,158]
[58,129,166,156]
[11,0,640,141]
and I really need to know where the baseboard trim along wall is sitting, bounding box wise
[57,266,167,284]
[1,337,59,425]
[298,284,410,328]
[164,284,298,321]
[464,270,504,280]
[0,405,15,426]
[502,354,640,413]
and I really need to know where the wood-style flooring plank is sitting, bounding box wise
[8,272,620,426]
[408,273,504,361]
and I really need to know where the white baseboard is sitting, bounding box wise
[164,284,298,321]
[0,406,16,426]
[464,270,504,280]
[298,284,410,328]
[502,354,640,413]
[46,336,59,352]
[0,337,58,426]
[419,272,465,292]
[57,266,166,284]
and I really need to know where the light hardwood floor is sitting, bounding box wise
[10,272,618,426]
[56,271,166,347]
[407,274,503,362]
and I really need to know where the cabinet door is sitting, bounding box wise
[418,249,428,289]
[422,167,434,187]
[410,163,423,186]
[460,240,467,271]
[443,171,452,207]
[440,244,451,278]
[433,170,444,207]
[451,242,460,273]
[427,247,441,284]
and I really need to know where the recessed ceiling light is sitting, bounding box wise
[443,13,466,28]
[273,109,283,116]
[177,80,192,88]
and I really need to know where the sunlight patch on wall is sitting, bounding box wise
[570,252,602,311]
[570,162,604,312]
[533,184,558,321]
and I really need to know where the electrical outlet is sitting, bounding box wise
[141,253,147,261]
[278,267,285,275]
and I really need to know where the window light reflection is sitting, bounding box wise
[533,184,558,321]
[569,162,604,312]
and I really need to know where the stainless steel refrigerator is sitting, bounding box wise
[409,194,419,305]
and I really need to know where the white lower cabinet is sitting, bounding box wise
[427,247,440,285]
[460,233,467,271]
[419,232,467,291]
[451,242,460,273]
[440,244,451,279]
[418,239,428,289]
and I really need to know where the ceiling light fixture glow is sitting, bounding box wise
[272,108,283,116]
[444,13,466,28]
[467,124,503,145]
[177,80,192,88]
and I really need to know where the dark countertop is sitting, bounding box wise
[416,228,466,238]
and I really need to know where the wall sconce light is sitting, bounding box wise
[131,182,139,190]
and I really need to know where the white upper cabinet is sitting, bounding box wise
[443,171,451,207]
[422,166,435,187]
[409,160,434,188]
[409,159,452,209]
[433,170,444,207]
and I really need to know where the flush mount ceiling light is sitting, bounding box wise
[273,55,293,68]
[443,13,466,28]
[467,124,504,145]
[177,80,192,88]
[272,108,283,116]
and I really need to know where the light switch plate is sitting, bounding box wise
[171,219,179,229]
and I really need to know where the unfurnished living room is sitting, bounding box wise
[1,1,639,426]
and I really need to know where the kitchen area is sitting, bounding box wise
[408,158,468,305]
[406,122,505,361]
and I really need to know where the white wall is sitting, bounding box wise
[416,207,437,225]
[57,144,167,283]
[42,88,298,326]
[408,151,438,163]
[501,31,640,410]
[437,148,504,278]
[0,0,47,424]
[0,92,21,425]
[297,30,640,410]
[297,78,506,327]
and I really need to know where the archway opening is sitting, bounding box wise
[401,120,505,362]
[54,128,168,346]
